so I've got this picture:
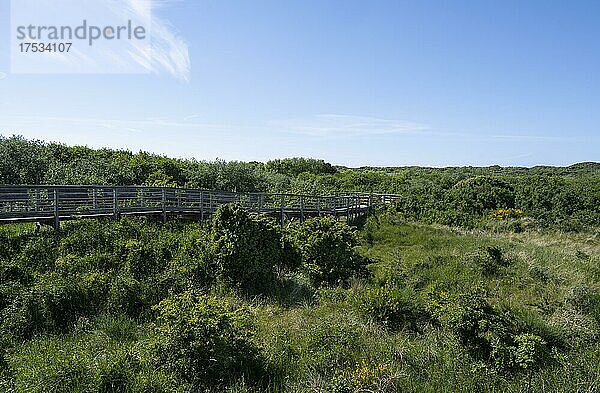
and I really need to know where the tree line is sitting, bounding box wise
[1,135,599,231]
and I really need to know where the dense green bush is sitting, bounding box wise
[106,274,146,318]
[264,158,337,177]
[1,271,105,340]
[388,178,446,223]
[288,216,368,287]
[123,238,174,280]
[59,219,124,257]
[428,287,552,372]
[212,204,300,293]
[449,176,515,216]
[429,288,509,359]
[0,260,31,310]
[150,290,266,388]
[0,218,218,341]
[16,235,59,273]
[0,226,36,261]
[168,226,214,289]
[513,333,548,371]
[515,176,574,220]
[0,136,48,184]
[354,286,423,331]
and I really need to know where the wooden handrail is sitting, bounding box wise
[0,185,401,229]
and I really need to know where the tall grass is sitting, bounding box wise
[0,212,599,391]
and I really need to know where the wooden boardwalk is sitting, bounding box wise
[0,185,400,229]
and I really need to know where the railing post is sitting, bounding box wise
[113,188,119,219]
[53,188,60,230]
[140,188,145,209]
[280,194,285,227]
[346,196,350,223]
[161,188,167,223]
[34,189,39,213]
[200,190,204,222]
[92,188,97,210]
[317,197,321,216]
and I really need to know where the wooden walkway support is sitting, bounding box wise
[0,185,401,229]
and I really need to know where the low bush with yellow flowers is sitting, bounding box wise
[490,208,524,220]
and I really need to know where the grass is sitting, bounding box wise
[1,213,599,392]
[250,214,600,391]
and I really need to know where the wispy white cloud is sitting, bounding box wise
[102,122,143,133]
[120,0,191,81]
[500,152,535,161]
[4,113,592,146]
[12,1,190,80]
[0,72,6,80]
[490,134,576,142]
[144,0,184,8]
[148,18,191,81]
[184,114,202,121]
[270,114,431,137]
[2,115,232,135]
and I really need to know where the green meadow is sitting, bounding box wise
[0,137,599,392]
[0,212,598,392]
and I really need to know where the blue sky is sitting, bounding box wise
[0,0,599,167]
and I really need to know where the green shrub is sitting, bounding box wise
[106,275,146,318]
[514,175,583,227]
[16,235,58,273]
[150,290,266,388]
[388,178,446,223]
[429,287,555,372]
[60,219,122,257]
[1,271,108,340]
[123,233,179,280]
[355,286,423,331]
[514,333,548,371]
[0,226,37,261]
[0,261,31,311]
[172,227,214,286]
[449,176,515,216]
[288,217,368,287]
[212,204,300,294]
[1,288,51,341]
[429,287,516,369]
[264,158,337,177]
[431,288,505,353]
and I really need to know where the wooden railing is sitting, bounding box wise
[0,185,400,228]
